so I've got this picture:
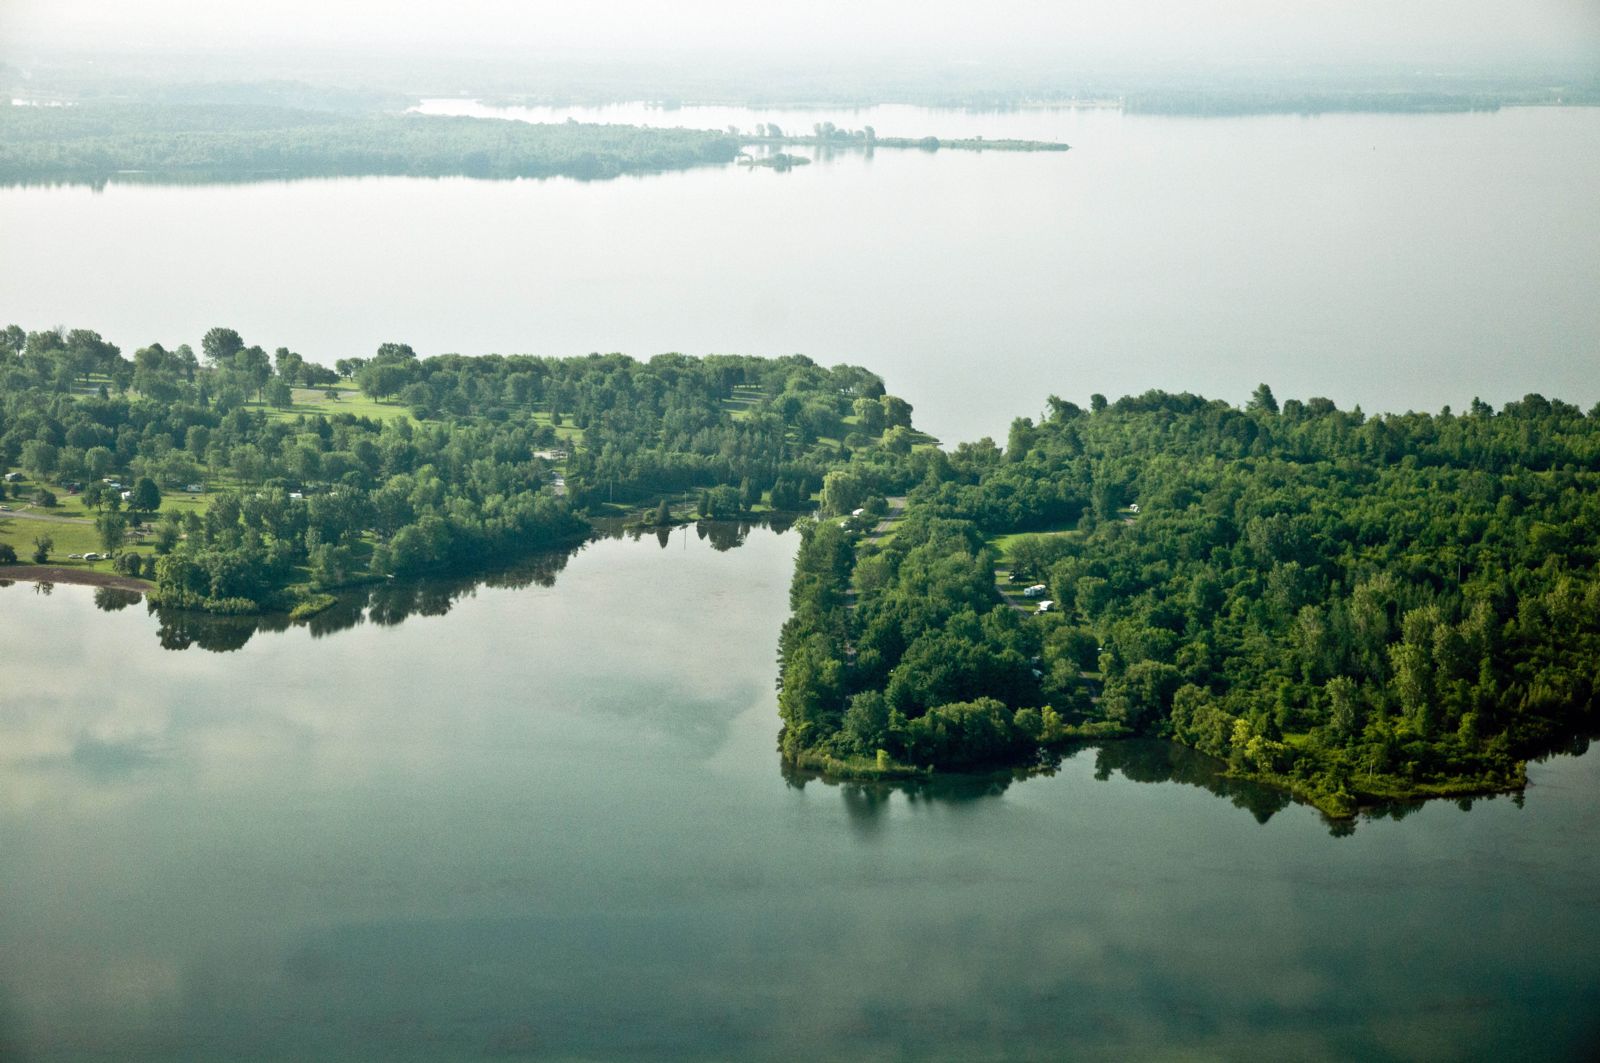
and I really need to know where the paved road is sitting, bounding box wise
[994,566,1051,614]
[866,496,907,543]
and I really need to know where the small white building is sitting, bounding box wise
[1023,584,1048,598]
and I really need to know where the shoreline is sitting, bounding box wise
[0,565,150,593]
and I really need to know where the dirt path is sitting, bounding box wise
[0,507,93,525]
[0,565,149,592]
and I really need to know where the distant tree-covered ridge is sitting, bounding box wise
[777,387,1600,817]
[0,102,1079,186]
[0,324,919,614]
[0,103,741,183]
[0,102,1078,186]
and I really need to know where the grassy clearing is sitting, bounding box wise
[531,411,585,445]
[6,470,226,522]
[20,486,210,521]
[0,512,166,574]
[257,384,413,423]
[988,526,1079,563]
[156,490,214,517]
[722,385,765,421]
[0,462,221,574]
[0,516,101,561]
[4,490,95,520]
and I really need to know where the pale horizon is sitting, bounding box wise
[4,0,1598,71]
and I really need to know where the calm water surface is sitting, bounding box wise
[2,529,1598,1061]
[4,103,1599,1060]
[2,105,1597,442]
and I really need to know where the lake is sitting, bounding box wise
[2,528,1598,1061]
[2,104,1597,443]
[4,101,1599,1060]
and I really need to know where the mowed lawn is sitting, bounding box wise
[263,385,415,422]
[0,475,204,573]
[988,526,1078,563]
[0,511,165,571]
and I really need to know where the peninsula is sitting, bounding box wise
[775,387,1600,819]
[3,324,1597,819]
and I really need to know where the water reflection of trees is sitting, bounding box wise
[782,761,1022,837]
[591,515,789,554]
[1088,740,1293,825]
[96,519,783,652]
[783,739,1536,836]
[782,741,1296,828]
[139,549,577,652]
[94,588,143,612]
[1348,731,1590,829]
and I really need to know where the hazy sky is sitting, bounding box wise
[4,0,1598,66]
